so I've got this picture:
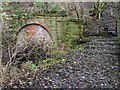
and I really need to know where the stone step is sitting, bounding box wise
[102,19,116,22]
[87,40,119,43]
[102,17,115,21]
[89,30,117,36]
[85,45,120,50]
[93,38,118,41]
[83,49,120,55]
[103,22,116,25]
[87,42,120,46]
[91,40,118,43]
[84,46,119,51]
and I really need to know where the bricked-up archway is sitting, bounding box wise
[16,23,53,48]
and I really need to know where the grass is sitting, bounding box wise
[118,36,120,43]
[37,57,67,70]
[117,18,120,43]
[21,56,67,71]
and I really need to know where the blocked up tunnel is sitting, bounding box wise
[16,23,53,48]
[15,21,55,62]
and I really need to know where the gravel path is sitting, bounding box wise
[37,36,119,88]
[3,36,119,88]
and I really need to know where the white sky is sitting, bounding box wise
[1,0,120,2]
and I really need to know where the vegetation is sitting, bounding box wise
[90,2,107,20]
[117,2,120,43]
[1,2,119,87]
[0,2,109,64]
[117,17,120,43]
[1,2,90,77]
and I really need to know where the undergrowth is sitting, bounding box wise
[117,18,120,43]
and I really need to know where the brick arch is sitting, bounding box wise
[17,23,52,39]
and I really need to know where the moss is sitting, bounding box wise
[21,56,67,71]
[117,18,120,43]
[21,61,37,71]
[118,36,120,43]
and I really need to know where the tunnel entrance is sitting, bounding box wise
[16,23,53,48]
